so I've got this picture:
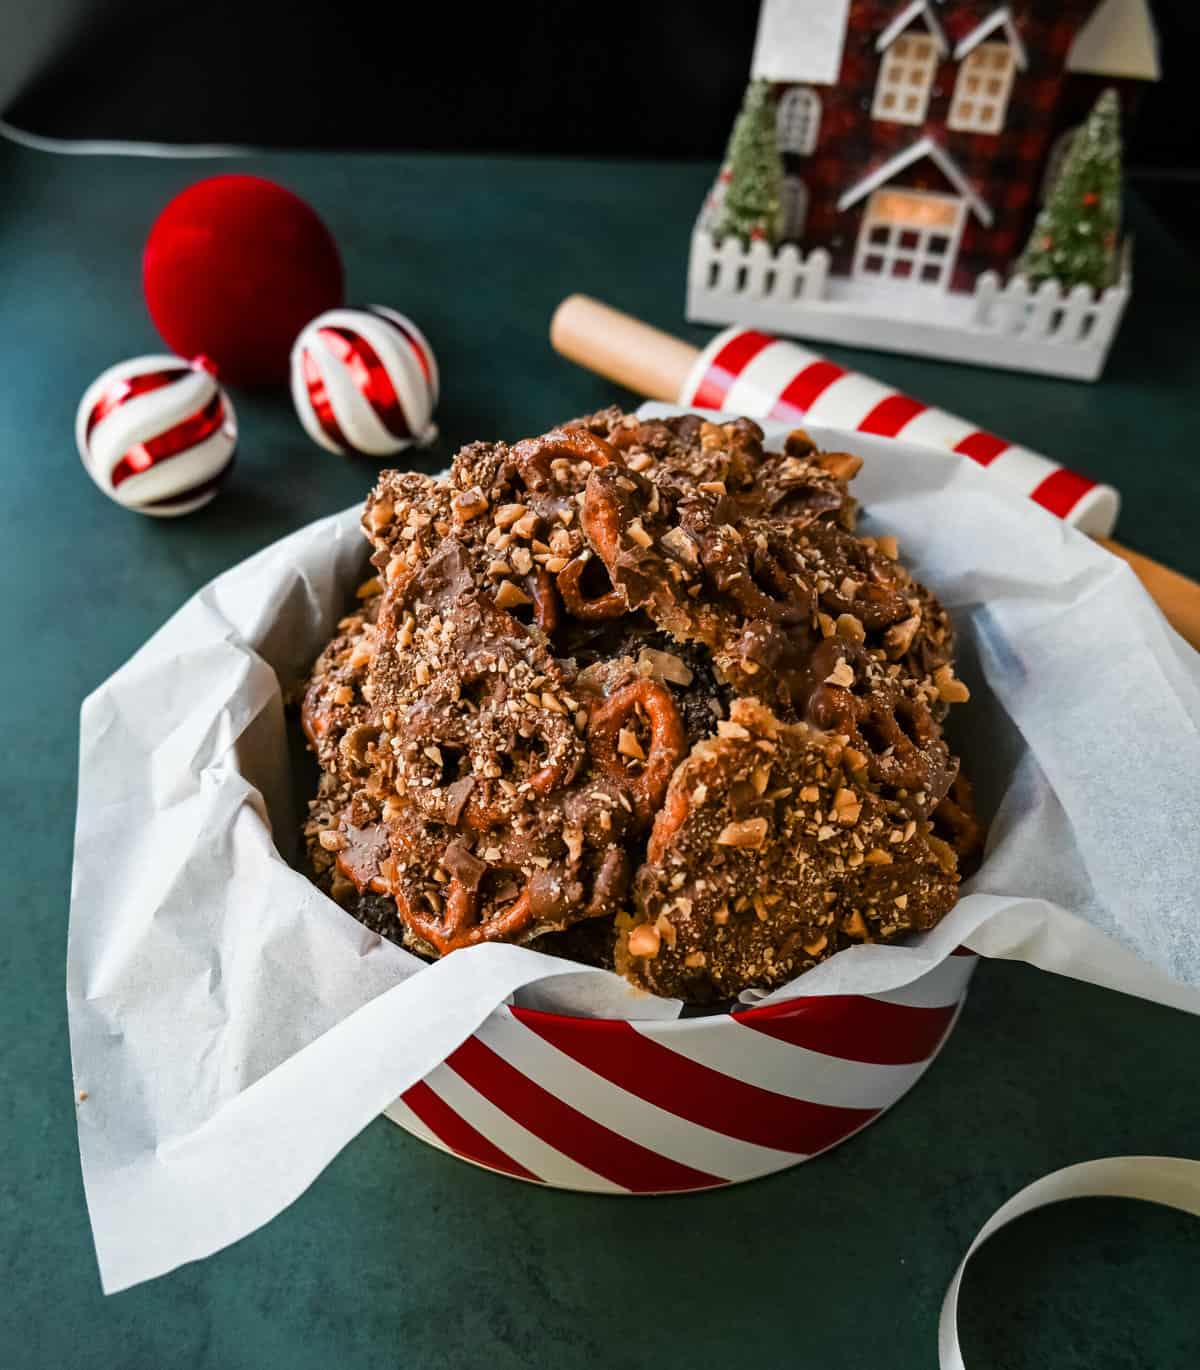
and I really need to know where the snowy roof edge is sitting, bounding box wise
[836,135,994,226]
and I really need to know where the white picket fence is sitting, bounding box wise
[688,232,833,304]
[969,259,1129,347]
[686,225,1132,381]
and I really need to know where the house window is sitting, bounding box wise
[777,87,821,156]
[872,34,938,125]
[852,189,966,288]
[781,176,809,241]
[948,42,1016,134]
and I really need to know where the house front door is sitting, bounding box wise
[852,189,966,289]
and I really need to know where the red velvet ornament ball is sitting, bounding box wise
[143,175,344,387]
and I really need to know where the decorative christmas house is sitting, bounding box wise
[687,0,1160,380]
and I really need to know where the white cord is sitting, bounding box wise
[0,119,249,158]
[940,1157,1200,1369]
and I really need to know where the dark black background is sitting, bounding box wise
[1,1,1195,247]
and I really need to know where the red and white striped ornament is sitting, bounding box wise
[75,354,236,517]
[681,327,1120,536]
[387,952,976,1192]
[290,306,439,457]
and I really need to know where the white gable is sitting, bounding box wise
[954,7,1029,70]
[837,136,994,225]
[876,1,948,56]
[1067,0,1160,81]
[750,0,852,85]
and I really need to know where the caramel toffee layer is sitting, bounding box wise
[301,410,982,1003]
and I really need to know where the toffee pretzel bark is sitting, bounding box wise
[615,698,961,1002]
[300,410,981,1000]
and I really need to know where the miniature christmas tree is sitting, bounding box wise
[1015,88,1122,290]
[714,80,784,248]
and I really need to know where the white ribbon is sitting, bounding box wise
[940,1157,1200,1369]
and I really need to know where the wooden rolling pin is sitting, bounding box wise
[551,295,1200,651]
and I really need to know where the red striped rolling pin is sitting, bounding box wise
[551,296,1200,652]
[687,327,1116,533]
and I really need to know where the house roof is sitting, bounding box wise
[837,136,994,226]
[750,0,851,85]
[876,1,948,57]
[953,6,1029,70]
[1067,0,1160,81]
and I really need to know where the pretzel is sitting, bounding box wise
[646,781,689,865]
[806,661,955,804]
[334,822,393,895]
[579,466,636,568]
[800,524,912,630]
[587,679,687,822]
[404,879,535,955]
[932,773,985,865]
[527,566,562,634]
[511,427,620,491]
[556,551,626,620]
[699,523,814,626]
[402,708,581,831]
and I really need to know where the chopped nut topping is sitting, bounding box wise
[366,499,394,532]
[453,488,488,523]
[931,671,969,712]
[660,526,699,567]
[824,658,855,688]
[617,727,646,760]
[842,910,868,938]
[626,517,653,549]
[495,579,533,610]
[717,817,769,849]
[637,647,694,687]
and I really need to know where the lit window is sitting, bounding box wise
[948,42,1016,133]
[872,34,938,125]
[776,87,821,156]
[852,190,966,288]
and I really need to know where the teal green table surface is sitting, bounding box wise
[1,141,1198,1370]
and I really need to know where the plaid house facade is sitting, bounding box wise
[764,0,1150,290]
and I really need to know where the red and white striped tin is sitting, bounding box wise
[680,326,1119,537]
[387,952,976,1192]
